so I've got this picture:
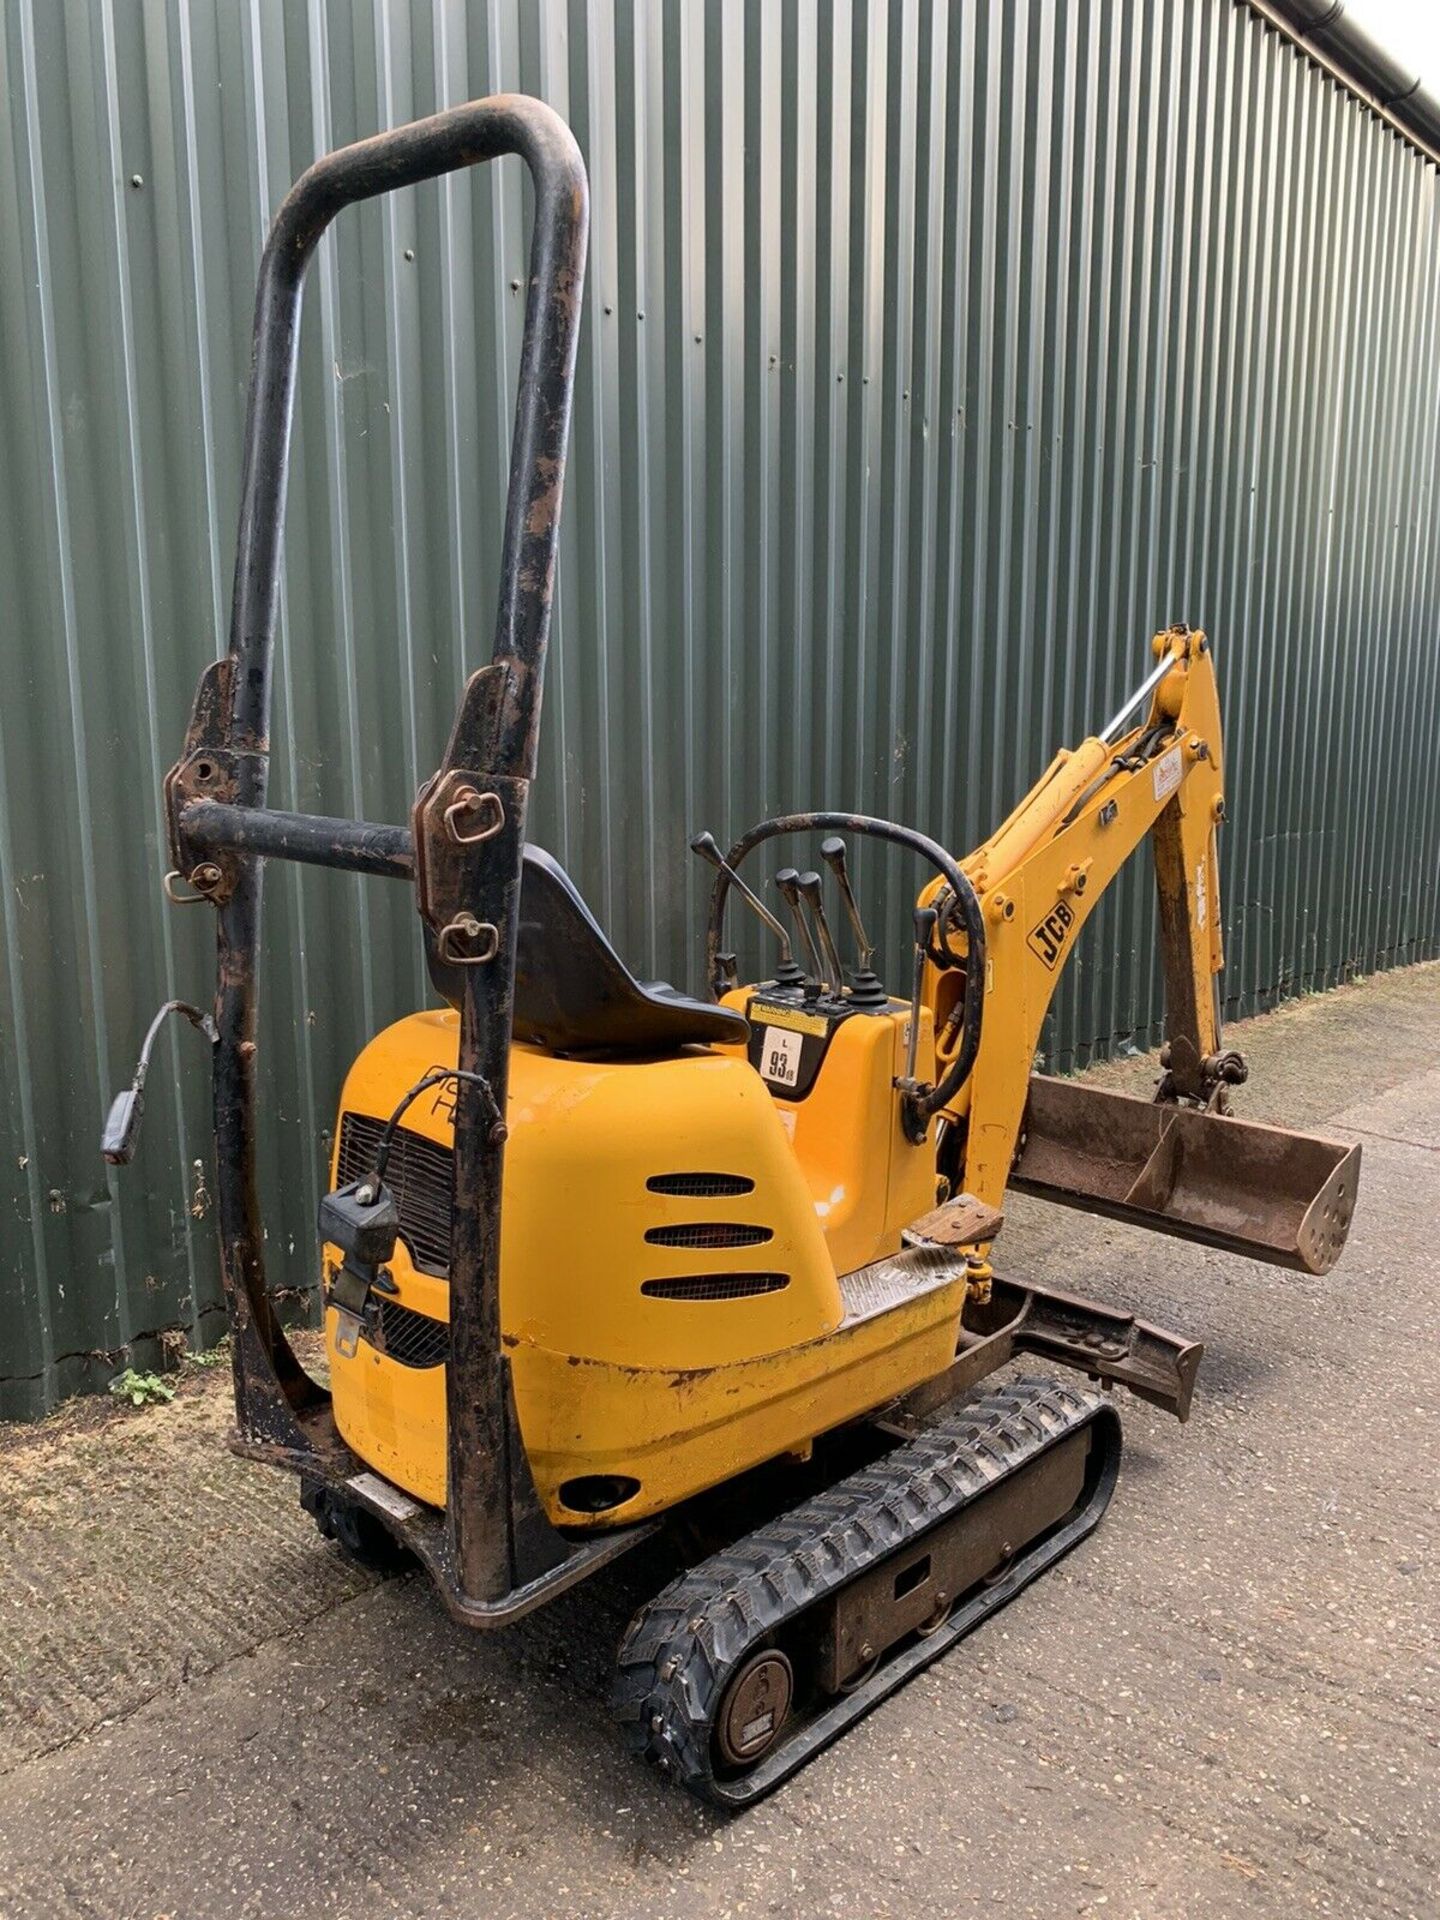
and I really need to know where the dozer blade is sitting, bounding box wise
[1011,1074,1359,1275]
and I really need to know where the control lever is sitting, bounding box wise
[690,832,806,990]
[797,871,845,998]
[774,869,826,992]
[818,837,889,1008]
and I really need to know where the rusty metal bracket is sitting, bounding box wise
[162,662,268,904]
[1157,1035,1249,1110]
[413,767,518,934]
[1002,1279,1203,1420]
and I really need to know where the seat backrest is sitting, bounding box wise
[425,845,748,1056]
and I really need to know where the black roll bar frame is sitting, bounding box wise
[159,97,651,1624]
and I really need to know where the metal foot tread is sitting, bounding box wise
[612,1376,1121,1806]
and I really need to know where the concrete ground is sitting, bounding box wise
[1,965,1436,1920]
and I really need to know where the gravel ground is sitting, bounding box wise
[0,964,1435,1920]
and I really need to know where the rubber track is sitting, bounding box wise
[612,1376,1121,1806]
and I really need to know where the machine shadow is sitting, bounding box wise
[329,1546,730,1861]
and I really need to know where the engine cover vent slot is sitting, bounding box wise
[336,1112,454,1273]
[644,1222,774,1249]
[641,1273,789,1302]
[368,1298,449,1369]
[646,1172,755,1198]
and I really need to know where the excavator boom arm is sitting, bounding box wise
[923,628,1357,1277]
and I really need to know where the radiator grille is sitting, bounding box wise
[640,1273,789,1302]
[644,1222,773,1249]
[336,1112,454,1273]
[646,1172,755,1198]
[370,1297,449,1369]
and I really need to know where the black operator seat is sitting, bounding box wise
[424,845,750,1057]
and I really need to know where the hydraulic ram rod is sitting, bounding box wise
[1099,646,1180,743]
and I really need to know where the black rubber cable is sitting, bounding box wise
[369,1067,502,1185]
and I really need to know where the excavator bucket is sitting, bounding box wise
[1011,1075,1359,1275]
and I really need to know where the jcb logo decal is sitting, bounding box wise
[1026,897,1075,970]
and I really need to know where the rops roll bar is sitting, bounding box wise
[157,98,620,1620]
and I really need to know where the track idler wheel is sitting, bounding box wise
[715,1648,794,1767]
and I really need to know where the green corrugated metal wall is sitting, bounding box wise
[2,0,1437,1416]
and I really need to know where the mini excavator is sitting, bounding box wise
[105,98,1360,1805]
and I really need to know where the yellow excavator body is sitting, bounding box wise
[325,998,952,1522]
[324,629,1358,1537]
